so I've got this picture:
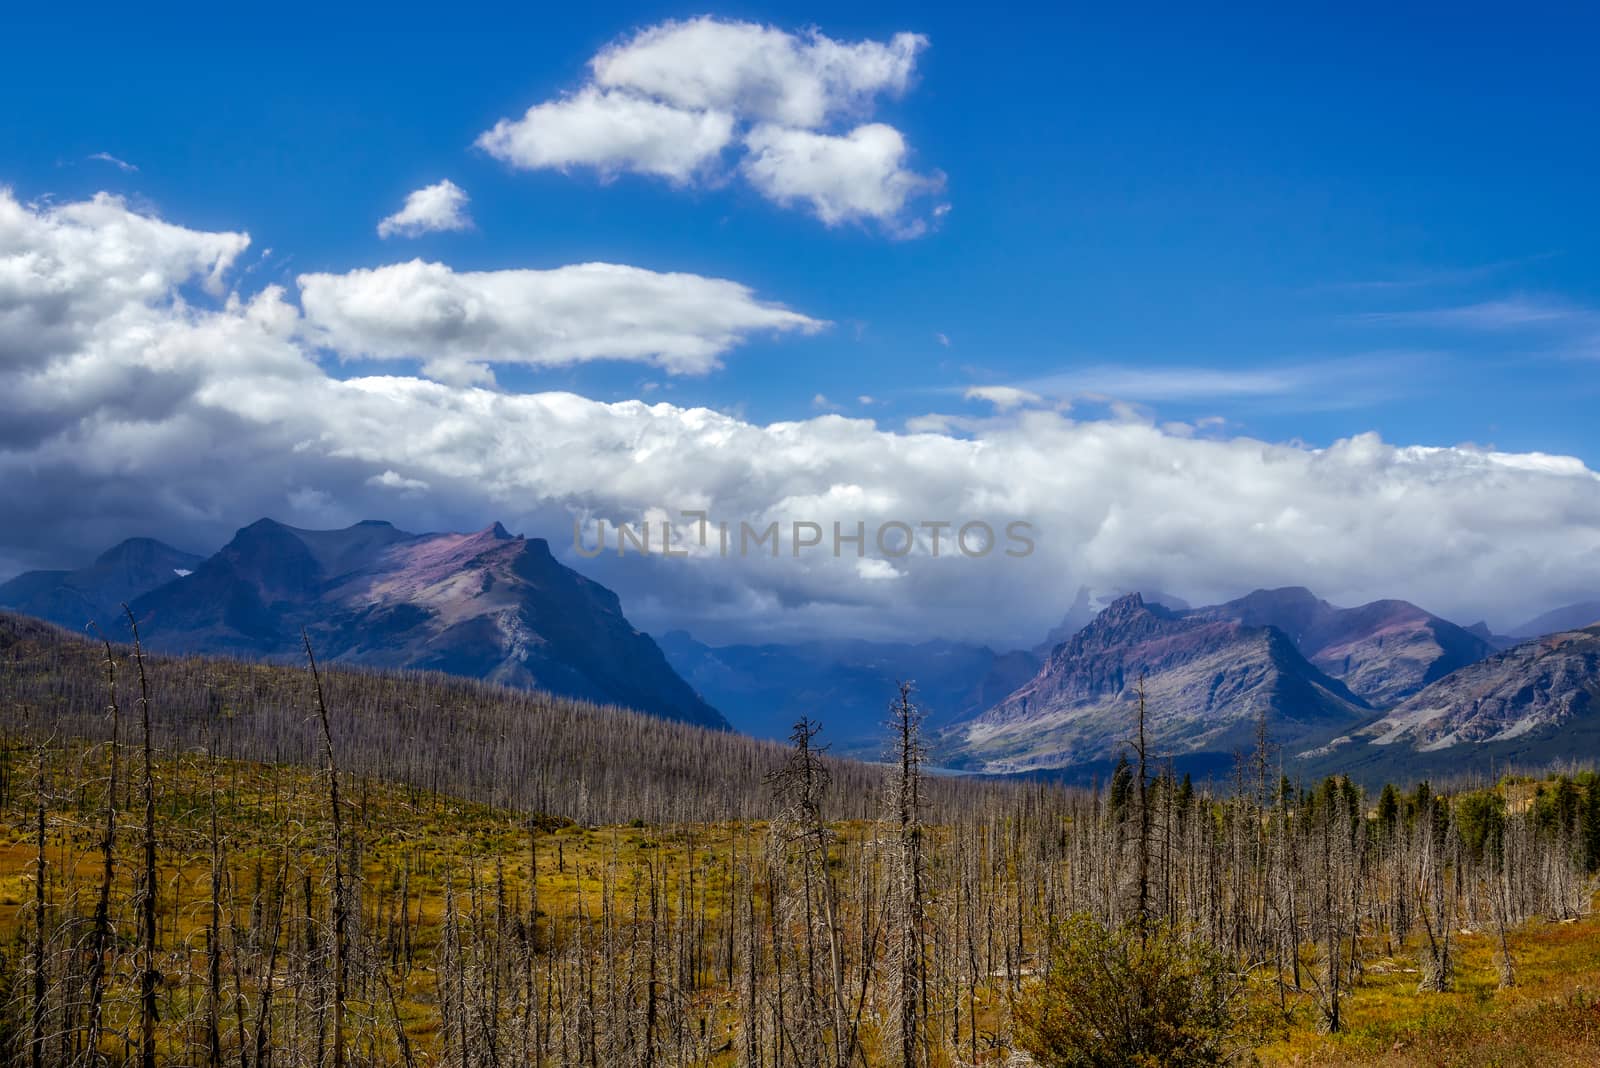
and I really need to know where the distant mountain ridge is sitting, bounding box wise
[958,585,1600,784]
[1366,624,1600,751]
[1182,586,1495,707]
[948,593,1370,775]
[9,522,1600,780]
[0,538,203,632]
[2,519,725,730]
[659,631,1038,747]
[1512,600,1600,638]
[1297,624,1600,784]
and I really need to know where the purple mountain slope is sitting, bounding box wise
[104,518,726,729]
[949,594,1369,774]
[1184,587,1495,707]
[1333,624,1600,754]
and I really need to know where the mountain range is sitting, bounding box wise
[1298,622,1600,782]
[0,519,725,729]
[0,537,204,635]
[1181,586,1495,707]
[947,586,1600,782]
[948,593,1371,776]
[5,520,1600,783]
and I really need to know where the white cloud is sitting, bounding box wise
[298,258,825,385]
[1355,298,1593,332]
[902,413,968,434]
[0,189,250,374]
[367,469,431,494]
[964,386,1042,411]
[856,558,901,582]
[478,17,941,233]
[7,190,1600,646]
[741,123,942,232]
[590,17,925,129]
[476,88,734,183]
[1018,354,1433,409]
[1353,297,1600,361]
[87,152,138,173]
[377,179,473,238]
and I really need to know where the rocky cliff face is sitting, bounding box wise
[1351,624,1600,752]
[950,594,1368,774]
[1184,587,1494,707]
[28,519,725,729]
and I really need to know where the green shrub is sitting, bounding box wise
[1016,915,1242,1068]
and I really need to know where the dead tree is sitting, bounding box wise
[304,631,349,1068]
[886,683,929,1068]
[125,606,160,1068]
[85,639,121,1065]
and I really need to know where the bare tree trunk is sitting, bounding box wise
[1132,677,1152,934]
[303,632,347,1068]
[126,606,160,1068]
[29,745,47,1068]
[207,741,225,1068]
[889,683,927,1068]
[85,641,121,1066]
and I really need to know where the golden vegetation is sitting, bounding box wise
[0,612,1597,1065]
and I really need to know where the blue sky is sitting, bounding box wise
[3,3,1600,641]
[8,1,1597,457]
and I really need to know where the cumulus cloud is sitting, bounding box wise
[0,189,250,375]
[477,17,942,233]
[6,190,1600,646]
[377,179,473,238]
[366,469,431,494]
[297,258,825,385]
[476,89,735,183]
[590,18,925,128]
[742,123,943,233]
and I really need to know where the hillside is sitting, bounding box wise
[0,610,754,822]
[0,609,1004,823]
[1300,624,1600,782]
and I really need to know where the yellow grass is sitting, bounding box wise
[1253,900,1600,1066]
[2,748,1596,1065]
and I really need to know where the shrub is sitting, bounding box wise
[1015,915,1243,1068]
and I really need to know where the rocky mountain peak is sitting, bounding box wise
[93,537,191,568]
[951,592,1366,775]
